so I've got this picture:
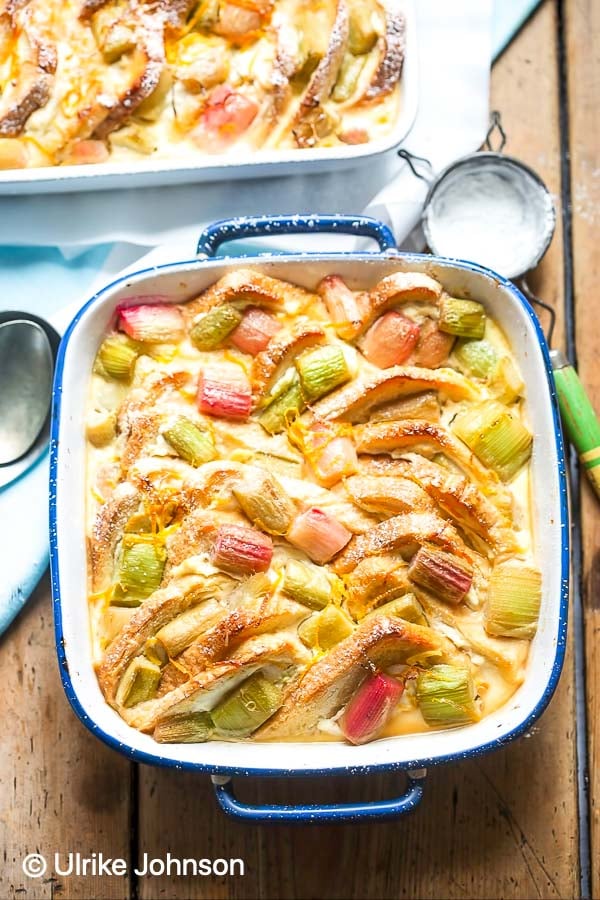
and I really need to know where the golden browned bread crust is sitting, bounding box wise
[345,555,411,620]
[257,616,459,739]
[354,419,501,490]
[392,454,519,554]
[313,366,480,422]
[362,7,405,102]
[332,511,472,574]
[158,599,306,694]
[0,8,57,136]
[89,482,141,591]
[127,632,310,732]
[344,474,435,516]
[79,0,111,19]
[96,575,209,703]
[251,322,326,397]
[291,0,348,146]
[183,270,319,320]
[94,45,165,139]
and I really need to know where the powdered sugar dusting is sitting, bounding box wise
[425,157,555,280]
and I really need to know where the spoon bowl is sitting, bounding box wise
[0,320,54,466]
[0,312,60,491]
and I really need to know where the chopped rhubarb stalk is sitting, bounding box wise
[193,85,258,150]
[118,302,185,343]
[338,128,369,145]
[197,364,252,419]
[410,318,455,368]
[296,345,352,401]
[318,274,366,340]
[211,524,273,574]
[215,2,263,38]
[340,673,404,745]
[229,307,281,355]
[312,435,358,487]
[287,507,352,564]
[64,139,110,166]
[362,312,420,369]
[0,138,28,169]
[408,546,473,605]
[294,421,358,487]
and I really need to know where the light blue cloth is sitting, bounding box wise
[0,246,111,634]
[0,0,543,634]
[0,453,50,631]
[492,0,542,58]
[0,245,112,319]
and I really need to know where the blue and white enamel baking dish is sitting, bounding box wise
[0,1,417,196]
[50,215,569,824]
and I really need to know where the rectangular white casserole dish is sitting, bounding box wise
[50,214,569,823]
[0,1,417,196]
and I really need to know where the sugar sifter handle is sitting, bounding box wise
[550,350,600,499]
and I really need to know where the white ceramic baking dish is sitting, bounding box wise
[1,1,417,196]
[50,214,569,823]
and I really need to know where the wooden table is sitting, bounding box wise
[1,2,598,897]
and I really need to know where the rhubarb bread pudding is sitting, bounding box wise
[0,0,404,170]
[86,268,541,745]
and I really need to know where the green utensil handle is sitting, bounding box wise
[551,349,600,498]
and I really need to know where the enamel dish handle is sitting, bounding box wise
[196,214,397,257]
[551,350,600,499]
[211,771,426,824]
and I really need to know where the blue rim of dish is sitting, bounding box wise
[49,248,569,780]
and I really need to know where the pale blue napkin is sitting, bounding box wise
[0,0,543,634]
[0,245,111,319]
[492,0,541,58]
[0,246,111,633]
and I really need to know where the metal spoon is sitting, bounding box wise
[0,313,60,490]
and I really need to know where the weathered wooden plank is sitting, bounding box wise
[490,2,566,348]
[247,738,576,900]
[137,767,261,898]
[0,578,132,900]
[136,6,580,900]
[564,0,600,895]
